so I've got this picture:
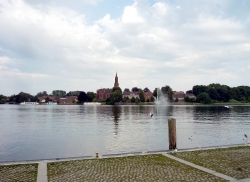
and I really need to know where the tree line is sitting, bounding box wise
[191,84,250,104]
[0,90,96,104]
[1,84,250,104]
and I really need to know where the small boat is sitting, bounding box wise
[84,102,101,105]
[20,102,39,105]
[224,106,233,109]
[46,102,57,105]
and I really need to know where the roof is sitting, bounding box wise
[174,91,185,94]
[97,88,112,93]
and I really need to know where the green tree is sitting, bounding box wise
[110,90,122,103]
[16,92,31,103]
[186,90,193,94]
[138,90,145,102]
[161,85,174,102]
[8,95,16,102]
[112,87,122,93]
[208,88,220,100]
[124,88,130,92]
[42,91,48,96]
[78,92,89,103]
[185,96,196,102]
[66,91,81,96]
[0,94,6,104]
[132,87,140,92]
[174,97,178,102]
[131,97,136,103]
[31,96,39,102]
[45,97,51,103]
[153,88,158,97]
[196,92,212,104]
[150,96,155,102]
[193,85,208,96]
[51,90,66,97]
[87,92,95,102]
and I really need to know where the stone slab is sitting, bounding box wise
[37,162,48,182]
[163,153,236,181]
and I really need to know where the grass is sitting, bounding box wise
[47,154,226,182]
[0,163,38,182]
[171,146,250,179]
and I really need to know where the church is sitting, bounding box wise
[96,73,119,100]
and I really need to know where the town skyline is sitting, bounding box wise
[0,0,249,96]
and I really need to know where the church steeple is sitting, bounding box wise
[114,72,119,87]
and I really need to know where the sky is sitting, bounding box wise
[0,0,250,96]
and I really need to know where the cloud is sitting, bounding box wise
[0,0,250,95]
[121,3,144,23]
[0,56,11,64]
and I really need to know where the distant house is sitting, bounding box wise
[122,91,139,99]
[39,99,46,103]
[96,88,112,100]
[38,96,59,102]
[144,90,153,101]
[58,98,74,105]
[173,91,185,102]
[185,93,196,99]
[58,96,78,104]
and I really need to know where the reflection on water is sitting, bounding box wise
[0,105,250,162]
[112,106,121,136]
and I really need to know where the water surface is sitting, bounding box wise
[0,104,250,162]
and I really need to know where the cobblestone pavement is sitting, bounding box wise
[172,146,250,180]
[47,154,226,182]
[0,163,38,182]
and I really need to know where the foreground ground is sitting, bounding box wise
[47,154,225,182]
[0,163,38,182]
[171,146,250,180]
[0,146,250,182]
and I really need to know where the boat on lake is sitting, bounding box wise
[84,102,101,105]
[20,102,39,105]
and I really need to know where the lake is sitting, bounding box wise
[0,104,250,163]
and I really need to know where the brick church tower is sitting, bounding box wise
[114,72,119,87]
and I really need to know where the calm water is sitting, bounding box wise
[0,104,250,162]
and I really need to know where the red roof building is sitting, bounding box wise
[173,91,185,101]
[96,88,112,100]
[96,72,120,101]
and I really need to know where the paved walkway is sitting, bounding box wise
[3,148,250,181]
[37,162,48,182]
[163,153,236,181]
[238,178,250,182]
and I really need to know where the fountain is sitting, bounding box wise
[152,88,169,116]
[154,88,168,106]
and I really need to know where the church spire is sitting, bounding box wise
[114,72,119,87]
